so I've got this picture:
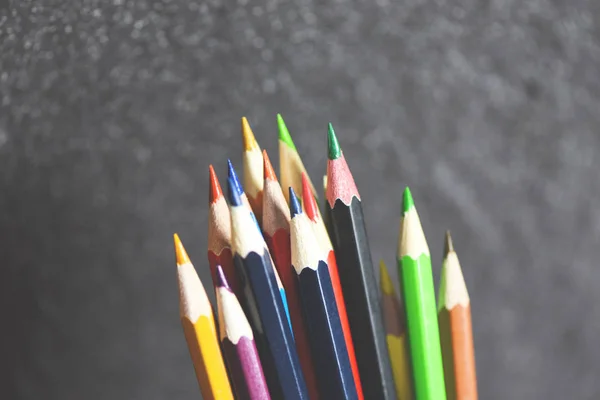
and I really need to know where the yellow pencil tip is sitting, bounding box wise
[241,117,259,151]
[379,260,395,295]
[173,234,191,265]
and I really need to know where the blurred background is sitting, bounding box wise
[1,0,600,398]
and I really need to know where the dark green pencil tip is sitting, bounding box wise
[327,123,341,160]
[444,230,454,255]
[402,186,414,214]
[277,114,296,151]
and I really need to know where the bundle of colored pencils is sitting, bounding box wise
[173,116,478,400]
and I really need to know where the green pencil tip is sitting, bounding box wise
[277,114,296,151]
[327,123,341,160]
[402,186,415,213]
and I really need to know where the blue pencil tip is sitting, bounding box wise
[227,176,243,206]
[227,159,244,195]
[289,187,302,218]
[215,265,230,289]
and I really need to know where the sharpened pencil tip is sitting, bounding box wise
[227,176,243,207]
[327,123,341,160]
[174,234,191,265]
[227,159,244,195]
[208,165,223,204]
[444,230,454,255]
[402,186,414,214]
[301,172,318,221]
[277,113,296,151]
[215,265,231,290]
[379,260,395,296]
[289,187,302,218]
[241,117,259,151]
[262,150,277,181]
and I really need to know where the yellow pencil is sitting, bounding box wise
[174,234,234,400]
[380,260,414,400]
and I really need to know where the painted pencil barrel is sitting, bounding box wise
[399,253,447,400]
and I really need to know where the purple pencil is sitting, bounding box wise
[216,265,271,400]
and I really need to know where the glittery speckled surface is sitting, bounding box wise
[1,1,600,398]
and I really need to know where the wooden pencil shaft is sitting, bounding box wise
[328,198,396,399]
[439,305,478,400]
[234,250,309,400]
[297,261,358,399]
[399,254,447,400]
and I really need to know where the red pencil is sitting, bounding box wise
[207,165,240,297]
[262,150,320,400]
[301,172,364,400]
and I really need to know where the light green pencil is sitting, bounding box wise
[397,187,446,400]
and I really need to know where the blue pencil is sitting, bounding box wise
[289,188,358,400]
[228,159,293,332]
[227,176,308,400]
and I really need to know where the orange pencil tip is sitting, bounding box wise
[173,234,191,265]
[208,164,223,203]
[302,172,318,221]
[263,150,277,181]
[241,117,259,151]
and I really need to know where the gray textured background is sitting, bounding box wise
[1,0,599,399]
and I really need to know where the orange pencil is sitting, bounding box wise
[438,232,478,400]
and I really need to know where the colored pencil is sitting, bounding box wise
[228,159,261,231]
[262,151,320,399]
[438,232,478,400]
[216,265,271,400]
[301,172,364,399]
[379,260,413,400]
[242,117,264,223]
[277,114,317,204]
[397,187,446,400]
[207,165,240,297]
[173,234,234,400]
[227,175,309,400]
[325,124,396,399]
[289,188,358,400]
[229,158,292,327]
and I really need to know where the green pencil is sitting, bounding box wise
[397,187,446,400]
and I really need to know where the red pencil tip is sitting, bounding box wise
[263,150,277,181]
[302,172,319,221]
[209,165,223,204]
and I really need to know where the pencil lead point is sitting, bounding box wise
[301,172,318,221]
[226,175,243,207]
[215,265,231,289]
[262,150,277,181]
[289,187,302,218]
[444,230,454,255]
[173,234,191,265]
[227,159,244,196]
[208,165,223,203]
[277,114,296,151]
[241,117,259,151]
[402,186,415,214]
[327,123,341,160]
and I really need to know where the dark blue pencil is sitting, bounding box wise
[289,187,358,400]
[227,176,309,400]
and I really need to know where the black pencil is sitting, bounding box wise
[289,187,358,400]
[227,175,309,400]
[325,124,396,399]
